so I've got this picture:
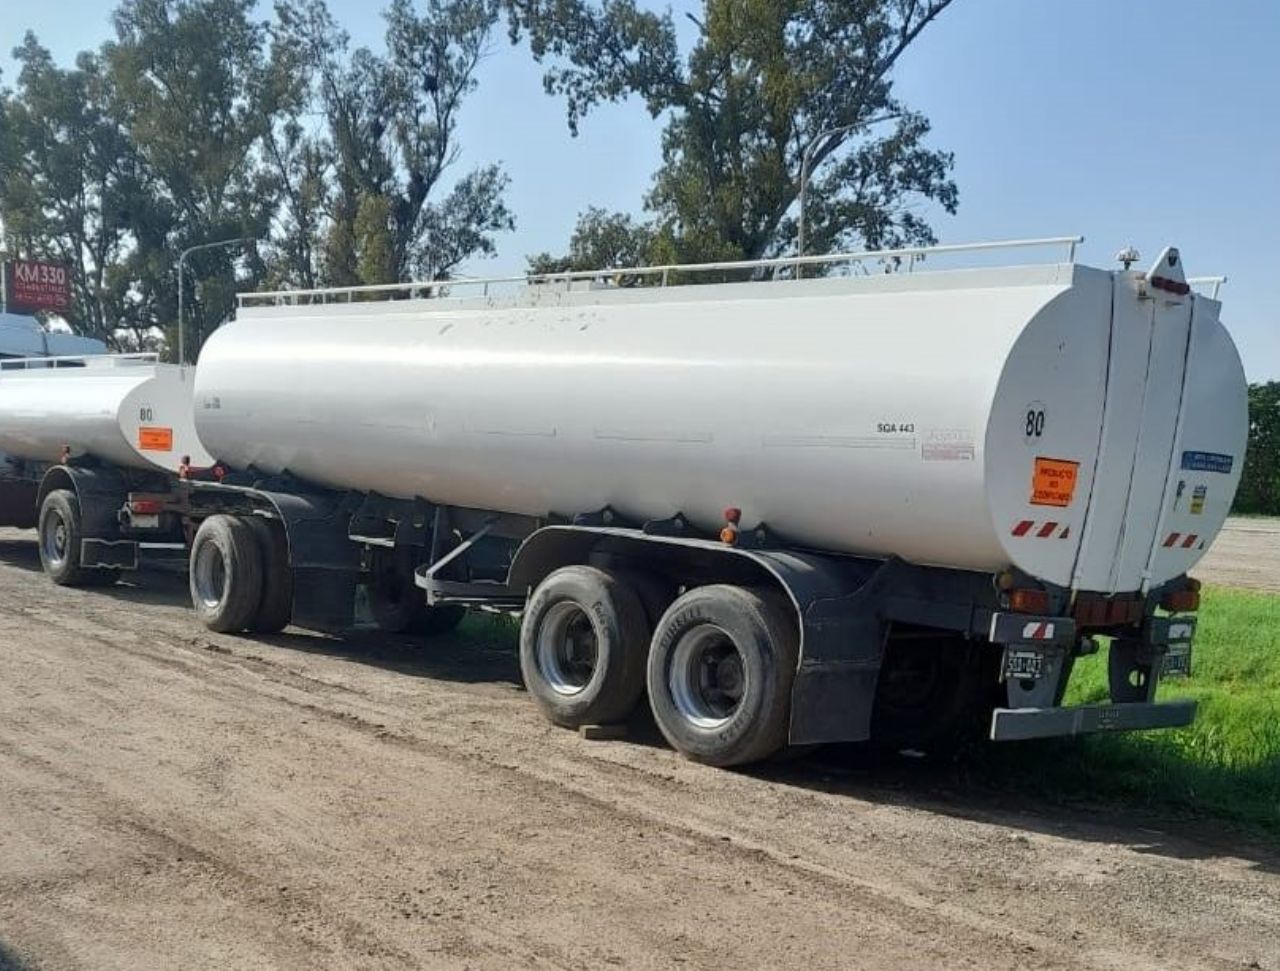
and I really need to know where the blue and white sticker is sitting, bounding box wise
[1181,451,1234,475]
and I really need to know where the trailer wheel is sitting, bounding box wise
[870,634,997,754]
[245,516,292,634]
[647,585,798,767]
[520,566,649,728]
[190,515,264,633]
[368,547,467,636]
[37,489,116,586]
[616,570,676,628]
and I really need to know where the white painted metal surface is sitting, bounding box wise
[0,355,212,473]
[199,242,1247,593]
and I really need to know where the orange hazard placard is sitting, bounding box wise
[1031,457,1080,508]
[138,426,174,451]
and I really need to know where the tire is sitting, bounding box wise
[245,516,292,634]
[37,489,116,586]
[869,634,998,755]
[519,566,650,728]
[368,547,467,637]
[617,570,675,628]
[189,515,264,633]
[368,547,422,633]
[647,585,798,767]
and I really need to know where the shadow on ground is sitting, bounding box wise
[3,535,1276,874]
[0,537,42,575]
[0,940,36,971]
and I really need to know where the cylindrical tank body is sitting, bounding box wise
[196,262,1246,593]
[0,357,213,474]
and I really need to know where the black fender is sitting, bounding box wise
[508,525,900,746]
[36,465,140,568]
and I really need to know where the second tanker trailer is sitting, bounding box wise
[8,238,1247,765]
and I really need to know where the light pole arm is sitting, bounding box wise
[177,237,255,365]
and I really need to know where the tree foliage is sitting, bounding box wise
[527,206,654,274]
[1235,382,1280,516]
[508,0,957,268]
[0,0,513,357]
[1,36,148,347]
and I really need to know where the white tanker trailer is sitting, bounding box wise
[0,354,210,557]
[10,238,1247,766]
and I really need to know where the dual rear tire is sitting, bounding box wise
[520,569,798,767]
[190,514,293,634]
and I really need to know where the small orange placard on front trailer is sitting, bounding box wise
[138,426,174,451]
[1031,457,1080,507]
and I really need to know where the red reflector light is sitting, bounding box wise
[1161,589,1200,613]
[1009,588,1050,614]
[130,499,164,515]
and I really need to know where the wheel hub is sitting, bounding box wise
[192,542,228,610]
[536,600,599,695]
[41,511,68,568]
[669,624,746,729]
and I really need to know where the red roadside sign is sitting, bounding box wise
[5,259,72,313]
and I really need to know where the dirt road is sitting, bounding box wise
[1,528,1277,971]
[1192,517,1280,592]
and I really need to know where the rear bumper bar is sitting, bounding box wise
[990,698,1197,741]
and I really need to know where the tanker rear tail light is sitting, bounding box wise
[130,499,164,515]
[1008,588,1050,615]
[1161,578,1201,614]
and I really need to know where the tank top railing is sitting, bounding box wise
[1187,276,1227,300]
[0,352,160,372]
[237,235,1084,309]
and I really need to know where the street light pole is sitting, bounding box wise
[796,113,899,276]
[177,237,255,364]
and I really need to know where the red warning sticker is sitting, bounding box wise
[1031,457,1079,508]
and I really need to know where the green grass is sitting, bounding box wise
[981,586,1280,831]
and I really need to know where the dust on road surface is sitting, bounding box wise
[0,527,1277,971]
[1192,517,1280,593]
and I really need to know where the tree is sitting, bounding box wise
[527,206,653,274]
[3,0,515,359]
[277,0,514,287]
[508,0,957,265]
[1235,382,1280,515]
[0,35,150,348]
[103,0,293,355]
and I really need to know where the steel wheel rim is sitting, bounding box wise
[192,541,228,610]
[668,624,746,729]
[41,510,68,569]
[536,600,599,695]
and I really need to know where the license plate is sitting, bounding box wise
[1005,649,1044,680]
[1163,644,1192,678]
[130,514,160,530]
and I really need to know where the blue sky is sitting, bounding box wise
[4,0,1278,379]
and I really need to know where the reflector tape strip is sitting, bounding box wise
[1010,520,1072,539]
[1020,621,1056,640]
[1182,533,1198,549]
[1163,532,1180,547]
